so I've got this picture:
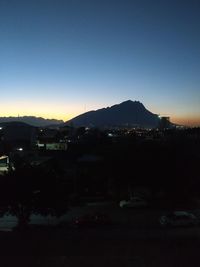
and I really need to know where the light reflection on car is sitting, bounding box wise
[119,197,148,208]
[159,211,198,227]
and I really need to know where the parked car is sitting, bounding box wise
[119,197,148,208]
[73,212,111,228]
[159,211,198,227]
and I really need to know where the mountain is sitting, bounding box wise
[66,100,160,128]
[0,116,64,127]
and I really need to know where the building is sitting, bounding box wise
[0,122,37,152]
[158,116,171,130]
[37,141,68,151]
[0,155,10,174]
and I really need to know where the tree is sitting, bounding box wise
[0,164,68,229]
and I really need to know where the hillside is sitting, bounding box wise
[66,100,160,128]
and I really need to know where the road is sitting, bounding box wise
[0,203,200,266]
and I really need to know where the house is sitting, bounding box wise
[36,140,68,151]
[0,122,37,152]
[0,155,10,174]
[37,128,68,151]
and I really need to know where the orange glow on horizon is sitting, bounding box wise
[0,102,84,122]
[171,116,200,127]
[0,113,199,127]
[0,102,200,126]
[0,111,78,122]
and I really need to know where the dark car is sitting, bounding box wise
[73,213,111,228]
[160,211,198,227]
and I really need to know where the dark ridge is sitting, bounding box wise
[0,116,64,127]
[66,100,160,128]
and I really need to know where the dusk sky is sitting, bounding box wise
[1,0,200,126]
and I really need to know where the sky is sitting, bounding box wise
[0,0,200,126]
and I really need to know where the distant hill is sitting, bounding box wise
[0,116,64,127]
[0,121,33,128]
[66,100,160,128]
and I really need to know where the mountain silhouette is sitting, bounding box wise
[0,116,64,127]
[66,100,160,128]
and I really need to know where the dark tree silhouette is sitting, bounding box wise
[0,164,68,229]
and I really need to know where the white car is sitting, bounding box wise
[119,197,148,208]
[160,211,198,227]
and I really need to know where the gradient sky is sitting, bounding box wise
[0,0,200,126]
